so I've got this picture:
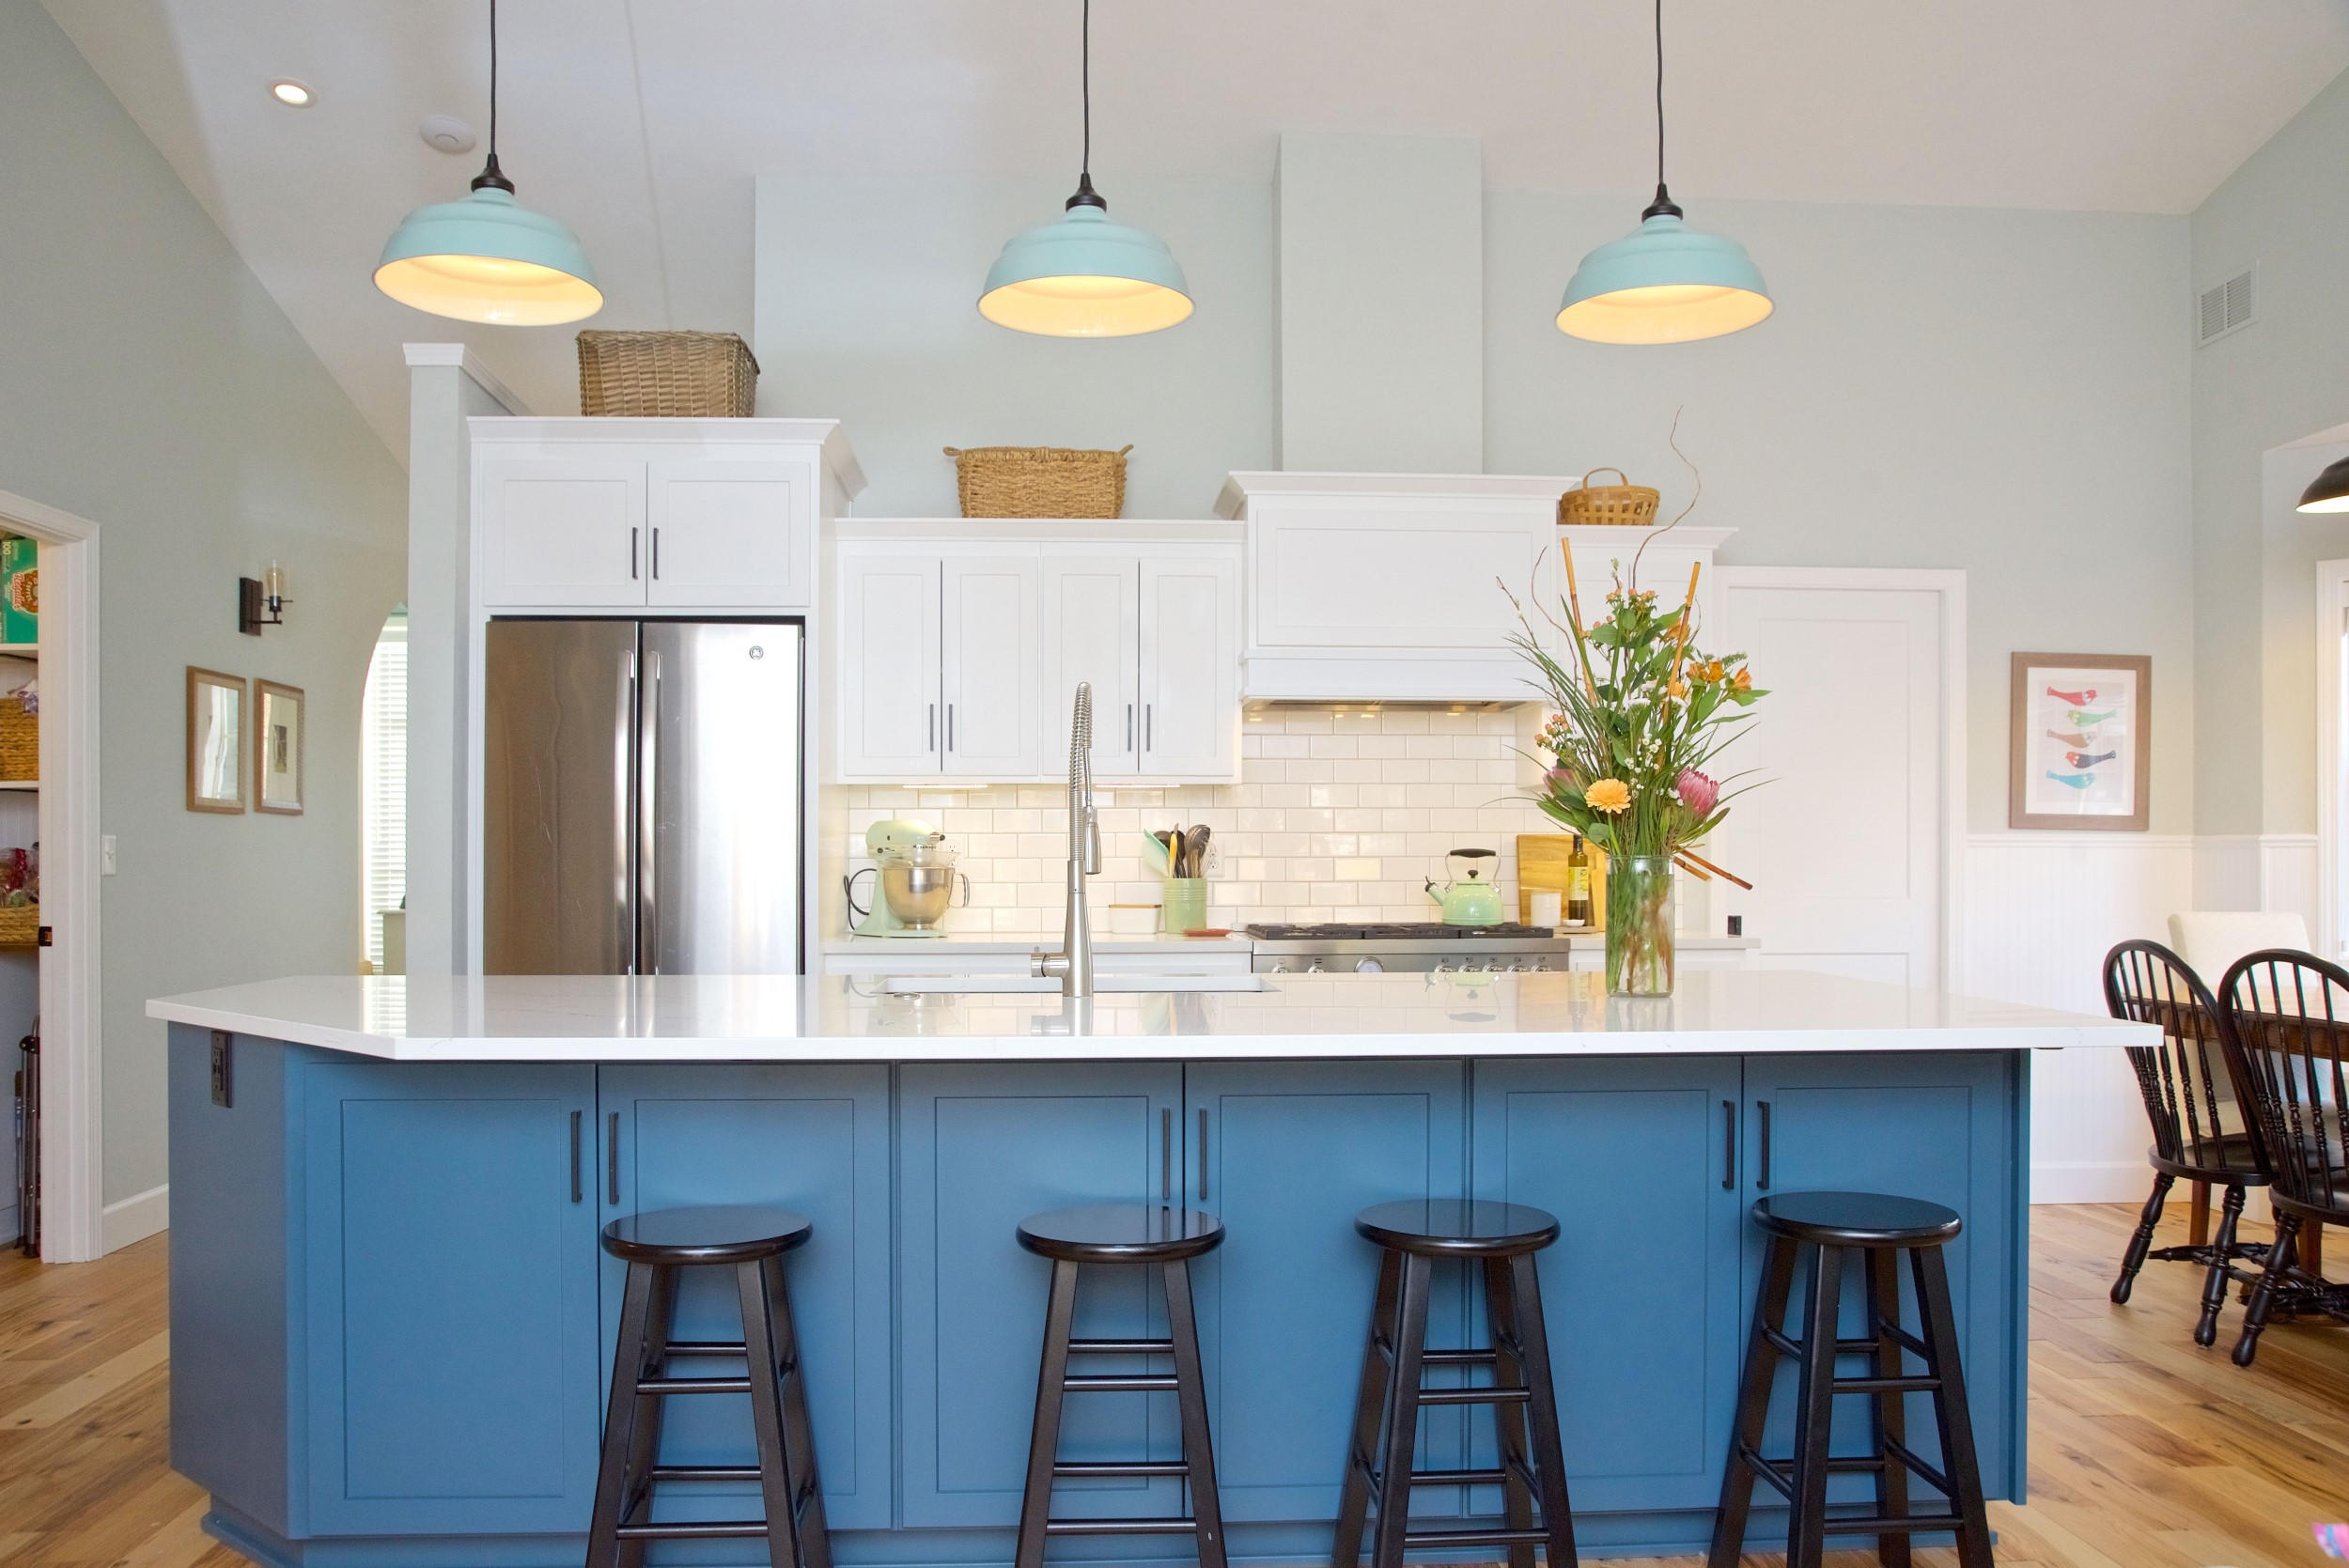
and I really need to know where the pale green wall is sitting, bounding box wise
[2189,68,2349,836]
[0,0,406,1206]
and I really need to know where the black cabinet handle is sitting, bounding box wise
[1161,1109,1172,1201]
[1197,1109,1208,1202]
[607,1111,621,1205]
[651,526,661,580]
[630,526,640,580]
[571,1110,583,1203]
[1756,1100,1772,1190]
[1721,1099,1735,1191]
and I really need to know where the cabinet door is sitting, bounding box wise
[302,1062,602,1535]
[1140,552,1239,780]
[480,458,646,608]
[1740,1052,2022,1504]
[836,552,941,778]
[1470,1056,1746,1514]
[1185,1060,1469,1522]
[941,554,1044,778]
[599,1065,893,1529]
[646,459,813,609]
[1044,554,1141,778]
[899,1063,1182,1527]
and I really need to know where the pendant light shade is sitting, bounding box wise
[1559,0,1768,345]
[376,184,601,325]
[375,0,599,326]
[980,195,1192,337]
[2298,456,2349,514]
[980,0,1190,337]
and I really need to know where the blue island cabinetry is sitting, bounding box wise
[166,1027,2023,1566]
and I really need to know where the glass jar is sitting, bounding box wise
[1605,855,1675,997]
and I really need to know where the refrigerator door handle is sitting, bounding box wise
[639,649,661,975]
[616,648,637,974]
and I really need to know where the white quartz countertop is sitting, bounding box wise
[823,935,1253,955]
[148,970,2150,1064]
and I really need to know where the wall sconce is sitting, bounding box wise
[239,563,288,635]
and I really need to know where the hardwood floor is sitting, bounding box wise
[1,1205,2341,1567]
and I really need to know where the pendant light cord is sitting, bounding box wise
[1066,0,1105,209]
[1641,0,1680,219]
[473,0,516,192]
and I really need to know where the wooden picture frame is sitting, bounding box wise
[185,667,246,814]
[254,679,304,816]
[2008,652,2151,831]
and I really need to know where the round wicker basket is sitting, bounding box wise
[1557,467,1661,527]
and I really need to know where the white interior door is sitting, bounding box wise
[1043,555,1140,776]
[1714,570,1959,987]
[836,553,940,779]
[941,555,1043,778]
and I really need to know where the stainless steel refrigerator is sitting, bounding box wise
[484,619,803,974]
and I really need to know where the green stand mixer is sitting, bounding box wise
[844,817,969,938]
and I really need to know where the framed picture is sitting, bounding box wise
[2008,652,2151,831]
[186,667,246,814]
[255,679,304,815]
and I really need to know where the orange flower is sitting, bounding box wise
[1584,778,1632,814]
[1668,675,1688,699]
[1701,660,1725,683]
[1732,667,1751,691]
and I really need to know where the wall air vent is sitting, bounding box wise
[2198,266,2256,346]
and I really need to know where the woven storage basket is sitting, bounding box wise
[0,906,35,950]
[577,332,759,418]
[1558,466,1661,527]
[0,692,35,783]
[945,445,1131,519]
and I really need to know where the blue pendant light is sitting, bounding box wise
[1557,0,1769,345]
[376,0,601,325]
[979,0,1191,336]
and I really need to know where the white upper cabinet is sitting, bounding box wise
[471,420,859,614]
[941,556,1044,778]
[837,553,941,779]
[1043,555,1141,776]
[1139,551,1239,778]
[646,460,813,607]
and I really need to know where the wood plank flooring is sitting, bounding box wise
[0,1205,2340,1566]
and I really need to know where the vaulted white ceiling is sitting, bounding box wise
[43,0,2349,458]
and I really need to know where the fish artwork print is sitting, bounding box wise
[2045,686,2099,706]
[2044,770,2095,789]
[2064,750,2116,768]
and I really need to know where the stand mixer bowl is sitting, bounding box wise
[879,840,966,930]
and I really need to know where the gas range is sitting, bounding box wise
[1243,922,1580,975]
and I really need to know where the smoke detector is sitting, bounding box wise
[418,115,476,155]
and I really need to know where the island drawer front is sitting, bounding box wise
[1184,1059,1471,1523]
[1470,1055,1749,1515]
[300,1060,604,1537]
[597,1063,894,1530]
[898,1062,1185,1528]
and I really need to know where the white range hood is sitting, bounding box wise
[1215,472,1733,704]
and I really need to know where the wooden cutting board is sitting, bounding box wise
[1517,833,1605,929]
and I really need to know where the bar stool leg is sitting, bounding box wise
[1015,1259,1081,1568]
[1369,1253,1433,1568]
[2197,1184,2248,1348]
[1162,1258,1228,1568]
[764,1254,833,1568]
[2233,1212,2300,1366]
[1862,1249,1911,1568]
[1330,1250,1402,1568]
[1909,1248,1994,1568]
[738,1259,807,1568]
[1706,1235,1798,1568]
[1504,1251,1579,1568]
[2110,1171,2172,1304]
[590,1260,674,1568]
[1784,1244,1844,1568]
[1479,1260,1537,1568]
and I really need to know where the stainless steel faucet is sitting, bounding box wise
[1031,683,1100,998]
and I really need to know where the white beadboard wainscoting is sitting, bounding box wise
[1964,831,2320,1204]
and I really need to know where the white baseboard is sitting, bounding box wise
[2030,1160,2153,1205]
[101,1183,167,1253]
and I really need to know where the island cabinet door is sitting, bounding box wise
[300,1062,603,1537]
[1738,1051,2022,1504]
[1468,1056,1748,1514]
[599,1065,894,1530]
[1184,1060,1470,1524]
[899,1062,1184,1528]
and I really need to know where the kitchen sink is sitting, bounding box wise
[880,973,1274,995]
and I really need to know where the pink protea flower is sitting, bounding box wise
[1674,768,1720,816]
[1545,766,1579,792]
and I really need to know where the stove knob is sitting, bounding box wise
[1508,960,1528,973]
[1530,958,1550,972]
[1433,960,1453,974]
[1269,961,1289,974]
[1355,957,1384,974]
[1307,960,1326,974]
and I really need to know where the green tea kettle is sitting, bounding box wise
[1425,848,1505,926]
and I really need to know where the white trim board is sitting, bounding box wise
[100,1183,166,1252]
[0,489,103,1261]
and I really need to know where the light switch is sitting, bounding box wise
[101,835,117,876]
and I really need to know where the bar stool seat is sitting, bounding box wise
[1354,1198,1561,1257]
[588,1205,831,1568]
[1018,1203,1224,1263]
[1750,1191,1960,1249]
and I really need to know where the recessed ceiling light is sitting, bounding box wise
[270,79,314,107]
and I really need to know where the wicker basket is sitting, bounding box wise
[0,906,35,951]
[577,332,759,418]
[945,445,1131,519]
[0,692,35,783]
[1558,466,1661,527]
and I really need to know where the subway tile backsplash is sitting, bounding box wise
[832,707,1557,936]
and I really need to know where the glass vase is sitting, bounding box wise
[1605,855,1675,997]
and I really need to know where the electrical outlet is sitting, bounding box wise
[100,835,117,876]
[1203,838,1222,877]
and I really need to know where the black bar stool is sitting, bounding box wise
[1708,1191,1991,1568]
[588,1204,831,1568]
[1330,1200,1578,1568]
[1014,1203,1227,1568]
